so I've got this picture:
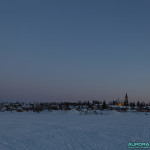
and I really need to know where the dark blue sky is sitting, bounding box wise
[0,0,150,102]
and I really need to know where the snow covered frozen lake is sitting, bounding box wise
[0,110,150,150]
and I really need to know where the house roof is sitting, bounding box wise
[115,100,124,103]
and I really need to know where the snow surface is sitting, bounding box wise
[0,110,150,150]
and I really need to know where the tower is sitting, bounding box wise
[124,93,128,105]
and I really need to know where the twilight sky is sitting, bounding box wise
[0,0,150,102]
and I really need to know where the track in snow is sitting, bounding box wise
[0,111,150,150]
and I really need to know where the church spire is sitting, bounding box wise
[124,93,129,106]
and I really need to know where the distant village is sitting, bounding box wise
[0,93,150,113]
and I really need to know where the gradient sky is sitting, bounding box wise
[0,0,150,102]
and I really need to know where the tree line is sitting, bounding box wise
[0,100,150,113]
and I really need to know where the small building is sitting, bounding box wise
[115,99,125,106]
[115,93,129,106]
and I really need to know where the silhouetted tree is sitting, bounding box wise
[102,101,108,109]
[113,100,115,105]
[137,101,140,107]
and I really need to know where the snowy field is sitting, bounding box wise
[0,110,150,150]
